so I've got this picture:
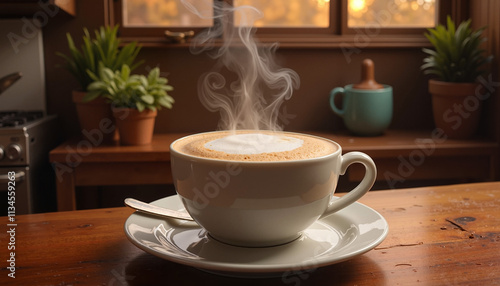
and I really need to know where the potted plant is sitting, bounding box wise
[86,64,174,145]
[57,25,143,143]
[421,16,493,139]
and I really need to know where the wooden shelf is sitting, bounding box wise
[307,129,498,157]
[306,130,498,184]
[50,130,498,161]
[49,133,189,164]
[50,130,498,211]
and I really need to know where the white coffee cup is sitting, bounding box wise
[170,131,376,247]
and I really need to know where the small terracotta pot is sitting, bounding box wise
[429,80,482,139]
[112,107,157,145]
[72,90,118,144]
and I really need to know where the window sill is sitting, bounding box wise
[121,34,431,49]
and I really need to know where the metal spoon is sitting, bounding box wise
[124,198,194,221]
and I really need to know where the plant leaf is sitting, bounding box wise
[136,101,145,112]
[121,64,131,81]
[82,91,102,102]
[421,15,492,82]
[158,96,174,109]
[141,94,155,104]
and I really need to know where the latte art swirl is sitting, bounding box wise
[204,133,303,155]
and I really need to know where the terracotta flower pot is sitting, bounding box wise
[429,79,482,139]
[112,107,157,145]
[72,90,118,144]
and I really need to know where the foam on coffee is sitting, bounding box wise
[174,131,336,161]
[205,133,303,154]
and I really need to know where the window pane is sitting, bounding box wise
[233,0,330,28]
[123,0,213,27]
[348,0,437,28]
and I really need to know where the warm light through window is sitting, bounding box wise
[316,0,330,9]
[120,0,436,30]
[233,0,329,27]
[348,0,437,28]
[350,0,366,12]
[123,0,213,27]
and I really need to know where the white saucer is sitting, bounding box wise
[124,195,388,277]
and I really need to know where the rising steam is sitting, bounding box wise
[183,1,300,131]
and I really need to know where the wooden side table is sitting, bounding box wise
[50,131,497,211]
[49,133,189,211]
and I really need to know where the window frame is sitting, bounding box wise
[106,0,468,48]
[108,0,214,40]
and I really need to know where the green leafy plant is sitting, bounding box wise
[57,25,143,92]
[86,64,174,112]
[421,16,493,83]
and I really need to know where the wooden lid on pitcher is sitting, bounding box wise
[353,59,384,90]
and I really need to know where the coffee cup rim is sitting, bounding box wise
[170,130,342,164]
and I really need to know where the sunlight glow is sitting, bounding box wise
[350,0,366,12]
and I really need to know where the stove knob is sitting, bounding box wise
[6,144,22,161]
[0,147,4,161]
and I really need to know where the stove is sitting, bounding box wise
[0,20,61,214]
[0,111,44,128]
[0,111,61,214]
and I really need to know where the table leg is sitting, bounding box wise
[56,169,77,211]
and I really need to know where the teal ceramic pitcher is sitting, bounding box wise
[329,59,393,136]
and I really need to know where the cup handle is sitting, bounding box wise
[329,87,345,117]
[319,152,377,219]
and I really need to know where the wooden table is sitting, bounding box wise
[50,131,497,211]
[1,182,499,285]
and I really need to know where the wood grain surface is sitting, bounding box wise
[2,182,499,285]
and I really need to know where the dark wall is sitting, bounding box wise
[44,0,107,138]
[44,0,434,141]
